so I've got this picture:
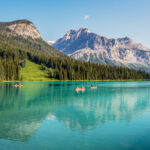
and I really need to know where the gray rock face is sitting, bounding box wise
[0,19,42,39]
[52,28,150,72]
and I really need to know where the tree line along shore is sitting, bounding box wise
[0,42,150,81]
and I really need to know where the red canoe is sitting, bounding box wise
[91,86,97,89]
[76,87,85,91]
[14,84,23,87]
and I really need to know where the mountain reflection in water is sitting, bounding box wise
[0,81,150,142]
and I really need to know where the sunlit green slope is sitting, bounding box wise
[20,60,53,81]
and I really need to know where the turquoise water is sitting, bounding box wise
[0,81,150,150]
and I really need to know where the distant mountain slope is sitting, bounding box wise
[0,19,67,57]
[52,28,150,72]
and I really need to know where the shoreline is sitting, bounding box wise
[0,79,150,83]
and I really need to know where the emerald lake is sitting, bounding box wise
[0,81,150,150]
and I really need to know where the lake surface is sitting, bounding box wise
[0,81,150,150]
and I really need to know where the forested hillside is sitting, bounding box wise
[0,42,150,81]
[0,43,25,80]
[27,51,150,80]
[0,20,67,57]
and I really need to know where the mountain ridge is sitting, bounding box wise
[0,19,32,25]
[0,19,67,57]
[52,28,150,72]
[0,19,41,39]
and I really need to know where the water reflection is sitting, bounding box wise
[0,82,150,141]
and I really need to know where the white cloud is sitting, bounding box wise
[84,15,90,20]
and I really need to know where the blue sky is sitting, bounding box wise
[0,0,150,47]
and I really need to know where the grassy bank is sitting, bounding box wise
[20,60,54,81]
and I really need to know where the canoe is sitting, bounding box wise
[76,87,85,91]
[14,84,23,87]
[91,86,97,89]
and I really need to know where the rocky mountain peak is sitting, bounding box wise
[78,28,90,33]
[66,29,76,35]
[64,28,91,40]
[0,19,42,39]
[117,36,132,44]
[64,29,76,40]
[118,36,130,41]
[52,28,150,72]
